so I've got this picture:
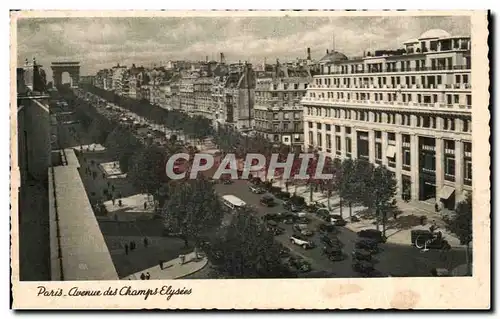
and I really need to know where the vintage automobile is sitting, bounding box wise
[318,222,337,234]
[290,233,315,249]
[248,184,265,194]
[266,220,285,236]
[260,195,277,207]
[329,214,347,226]
[293,224,314,236]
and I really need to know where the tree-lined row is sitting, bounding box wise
[81,83,214,144]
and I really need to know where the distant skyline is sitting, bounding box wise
[17,15,470,81]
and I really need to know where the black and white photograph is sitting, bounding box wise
[10,10,490,309]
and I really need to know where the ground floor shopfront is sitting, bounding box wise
[304,122,472,208]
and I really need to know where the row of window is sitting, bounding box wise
[315,73,470,88]
[254,111,302,120]
[305,108,472,133]
[256,91,306,99]
[308,131,473,182]
[254,121,302,132]
[257,83,308,90]
[309,91,472,106]
[323,55,471,75]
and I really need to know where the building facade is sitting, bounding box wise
[193,77,214,118]
[254,64,311,151]
[302,29,472,208]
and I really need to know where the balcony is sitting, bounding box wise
[318,65,471,76]
[444,174,456,182]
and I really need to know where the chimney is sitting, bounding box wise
[326,49,329,54]
[307,48,311,60]
[220,52,223,63]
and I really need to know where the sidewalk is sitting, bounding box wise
[271,180,462,248]
[123,252,208,280]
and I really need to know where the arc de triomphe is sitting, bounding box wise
[51,62,80,88]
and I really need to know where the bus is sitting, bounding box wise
[221,195,246,211]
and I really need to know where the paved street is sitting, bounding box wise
[214,180,467,277]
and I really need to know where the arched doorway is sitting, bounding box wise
[51,62,80,88]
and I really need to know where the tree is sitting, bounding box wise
[335,158,355,218]
[205,208,294,278]
[104,126,142,173]
[128,145,166,197]
[444,192,472,275]
[361,165,398,236]
[162,178,224,247]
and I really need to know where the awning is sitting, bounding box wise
[385,145,396,158]
[439,185,455,199]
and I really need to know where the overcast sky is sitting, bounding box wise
[17,15,470,81]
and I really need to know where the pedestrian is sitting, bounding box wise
[107,181,110,188]
[102,173,106,179]
[179,254,186,265]
[111,185,115,192]
[124,243,129,255]
[429,221,437,234]
[143,201,148,210]
[434,202,439,213]
[143,237,149,248]
[140,273,146,280]
[146,272,150,280]
[112,197,115,205]
[118,199,122,207]
[393,211,398,220]
[159,260,164,270]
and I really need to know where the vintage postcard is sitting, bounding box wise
[10,10,490,309]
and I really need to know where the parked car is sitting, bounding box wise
[262,213,283,222]
[249,177,262,185]
[352,260,375,275]
[260,195,276,207]
[221,179,233,185]
[290,234,315,249]
[296,216,311,224]
[358,229,386,243]
[330,214,347,226]
[318,223,337,234]
[266,220,285,235]
[306,201,327,213]
[249,184,265,194]
[288,256,311,273]
[320,234,343,248]
[322,245,344,261]
[355,239,380,254]
[283,200,302,212]
[316,208,331,221]
[352,248,372,261]
[282,213,298,224]
[275,191,291,200]
[293,224,314,236]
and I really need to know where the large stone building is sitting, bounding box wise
[111,64,127,95]
[302,29,472,209]
[254,62,312,151]
[193,77,215,118]
[222,62,256,131]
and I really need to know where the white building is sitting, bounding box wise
[302,29,472,209]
